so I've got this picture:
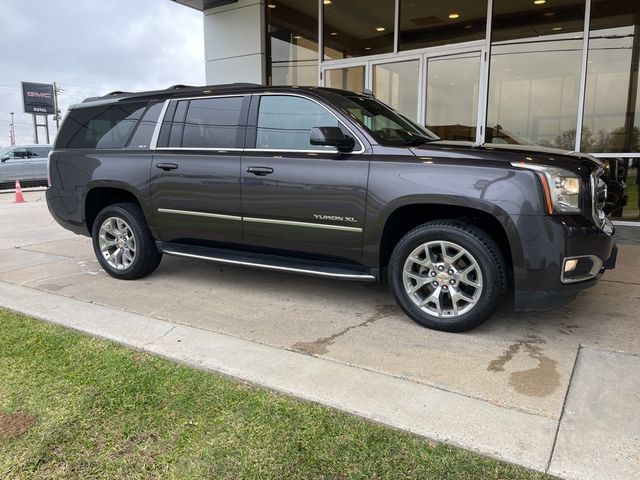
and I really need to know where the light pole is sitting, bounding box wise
[53,82,61,130]
[9,112,15,145]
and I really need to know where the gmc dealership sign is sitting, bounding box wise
[21,82,55,114]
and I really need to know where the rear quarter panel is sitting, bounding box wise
[47,150,153,235]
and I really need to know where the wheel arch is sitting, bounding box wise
[376,200,523,276]
[84,184,145,235]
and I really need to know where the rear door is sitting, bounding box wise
[150,95,249,246]
[240,94,370,263]
[25,146,50,183]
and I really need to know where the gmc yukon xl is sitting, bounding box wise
[46,84,617,332]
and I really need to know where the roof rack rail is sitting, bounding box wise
[166,84,193,90]
[106,91,130,96]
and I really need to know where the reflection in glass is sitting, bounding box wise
[491,0,585,43]
[323,0,395,59]
[266,1,318,86]
[624,160,640,220]
[581,0,640,154]
[399,0,487,51]
[487,0,585,148]
[373,60,420,121]
[325,66,365,92]
[599,158,639,220]
[257,96,339,150]
[426,53,480,141]
[488,39,583,147]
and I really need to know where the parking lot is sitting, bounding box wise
[1,188,639,478]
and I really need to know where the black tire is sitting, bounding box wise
[91,202,162,280]
[388,220,507,332]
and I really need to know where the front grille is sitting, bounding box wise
[591,170,607,227]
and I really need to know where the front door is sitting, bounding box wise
[150,95,249,246]
[241,94,370,264]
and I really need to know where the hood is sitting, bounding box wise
[409,140,603,179]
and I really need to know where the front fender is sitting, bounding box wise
[362,161,542,271]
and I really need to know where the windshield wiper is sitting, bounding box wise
[403,136,438,146]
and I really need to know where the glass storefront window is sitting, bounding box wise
[584,1,640,220]
[399,0,487,51]
[325,66,365,92]
[373,60,420,121]
[581,0,640,154]
[487,0,586,149]
[426,53,480,141]
[323,0,395,60]
[266,1,318,86]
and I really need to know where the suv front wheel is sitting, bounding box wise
[389,220,506,332]
[91,202,162,280]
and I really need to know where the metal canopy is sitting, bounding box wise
[171,0,237,11]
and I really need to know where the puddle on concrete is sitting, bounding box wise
[488,335,561,397]
[293,304,399,356]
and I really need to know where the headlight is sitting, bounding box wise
[550,173,580,212]
[511,162,582,214]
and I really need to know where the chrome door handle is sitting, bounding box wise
[246,166,274,176]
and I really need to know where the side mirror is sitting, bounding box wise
[310,126,355,152]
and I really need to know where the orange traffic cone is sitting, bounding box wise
[14,180,26,203]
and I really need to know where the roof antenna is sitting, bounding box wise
[362,88,375,98]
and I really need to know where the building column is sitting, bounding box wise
[203,0,266,85]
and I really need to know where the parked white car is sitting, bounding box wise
[0,144,51,188]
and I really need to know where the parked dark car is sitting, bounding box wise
[0,144,51,188]
[600,158,628,217]
[46,84,617,332]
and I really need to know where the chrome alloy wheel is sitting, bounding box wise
[98,217,136,271]
[402,240,483,318]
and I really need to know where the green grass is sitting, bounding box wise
[0,309,551,479]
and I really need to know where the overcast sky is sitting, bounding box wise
[0,0,204,146]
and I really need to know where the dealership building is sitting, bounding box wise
[173,0,639,222]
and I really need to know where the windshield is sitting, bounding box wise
[323,92,440,147]
[0,147,12,157]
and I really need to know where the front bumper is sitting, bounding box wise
[513,215,616,312]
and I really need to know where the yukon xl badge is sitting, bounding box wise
[314,214,358,224]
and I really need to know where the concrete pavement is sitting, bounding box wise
[1,188,639,478]
[548,347,640,480]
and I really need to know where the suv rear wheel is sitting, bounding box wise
[389,220,506,332]
[91,202,162,280]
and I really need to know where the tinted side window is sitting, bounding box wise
[169,100,189,148]
[182,97,244,148]
[157,101,178,148]
[256,96,339,150]
[126,102,163,150]
[56,102,147,149]
[27,146,51,157]
[10,148,28,159]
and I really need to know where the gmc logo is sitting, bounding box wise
[27,91,52,98]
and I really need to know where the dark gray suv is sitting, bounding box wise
[46,84,617,332]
